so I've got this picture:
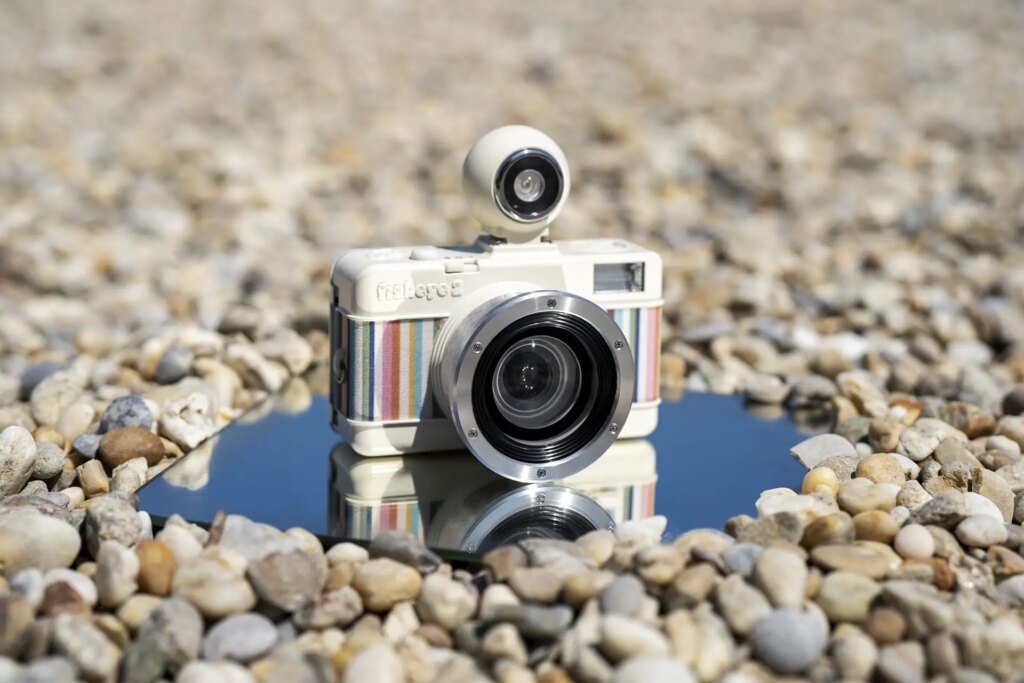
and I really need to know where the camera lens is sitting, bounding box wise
[496,150,563,222]
[513,169,545,203]
[477,505,597,553]
[493,336,580,430]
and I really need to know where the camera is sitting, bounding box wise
[330,125,662,482]
[328,439,657,554]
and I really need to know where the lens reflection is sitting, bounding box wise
[492,336,580,430]
[513,169,545,202]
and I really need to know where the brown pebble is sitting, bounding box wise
[802,512,855,549]
[76,460,109,498]
[39,581,91,618]
[853,510,900,544]
[866,606,906,645]
[416,623,453,648]
[905,558,956,591]
[135,540,177,596]
[99,427,165,468]
[482,545,527,583]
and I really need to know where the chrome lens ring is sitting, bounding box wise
[449,290,635,483]
[460,485,615,554]
[494,149,564,223]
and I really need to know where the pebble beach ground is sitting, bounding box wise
[2,1,1024,681]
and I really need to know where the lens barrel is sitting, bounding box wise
[495,149,564,223]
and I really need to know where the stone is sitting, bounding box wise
[51,614,120,681]
[714,575,771,635]
[963,491,1004,521]
[98,427,165,468]
[172,548,257,618]
[132,540,174,596]
[353,558,422,612]
[853,510,900,544]
[19,362,67,400]
[909,491,966,528]
[563,570,615,608]
[0,509,80,576]
[818,454,862,481]
[836,371,888,417]
[898,428,940,462]
[837,479,900,515]
[721,543,762,577]
[1004,386,1024,416]
[575,529,615,566]
[116,594,162,631]
[810,544,896,579]
[597,574,645,617]
[744,374,789,403]
[752,547,806,609]
[368,531,442,573]
[955,515,1008,548]
[95,540,140,608]
[294,585,363,630]
[159,393,216,450]
[482,545,527,582]
[177,661,255,683]
[156,524,203,566]
[98,395,153,433]
[790,434,857,470]
[668,563,720,608]
[894,524,934,560]
[801,512,855,549]
[749,609,828,675]
[72,433,101,460]
[878,582,953,637]
[801,467,839,496]
[729,511,805,546]
[599,614,670,663]
[247,548,325,612]
[755,488,836,522]
[76,460,109,498]
[155,346,194,385]
[479,603,573,640]
[0,426,37,497]
[633,544,684,584]
[136,596,204,670]
[31,442,65,480]
[975,470,1014,522]
[896,480,932,510]
[84,495,142,555]
[509,566,562,603]
[202,612,277,663]
[869,417,905,453]
[611,656,696,683]
[44,568,98,606]
[342,643,403,683]
[30,371,84,428]
[481,622,527,665]
[257,329,313,375]
[832,631,878,680]
[876,642,926,683]
[415,574,477,629]
[855,453,906,486]
[815,571,880,623]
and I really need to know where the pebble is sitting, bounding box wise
[177,661,255,683]
[481,622,527,665]
[99,427,165,468]
[790,434,858,470]
[172,548,257,618]
[853,510,899,544]
[896,480,932,510]
[837,479,900,515]
[855,453,906,486]
[599,574,646,617]
[116,594,162,631]
[31,442,65,480]
[154,346,195,385]
[801,467,839,496]
[257,329,314,375]
[342,643,404,683]
[416,573,477,629]
[136,596,204,669]
[963,491,1004,522]
[84,495,142,556]
[482,545,527,582]
[611,656,696,683]
[96,540,140,607]
[19,362,67,400]
[247,548,325,612]
[509,566,562,603]
[832,631,878,680]
[801,512,855,549]
[814,571,880,622]
[76,460,109,498]
[955,515,1008,548]
[72,433,102,459]
[634,544,684,584]
[55,401,95,442]
[909,491,966,528]
[156,524,204,566]
[714,574,771,635]
[293,586,363,630]
[876,642,926,683]
[563,570,615,608]
[898,428,940,462]
[599,614,670,663]
[29,371,83,428]
[0,509,81,576]
[893,524,934,560]
[353,558,422,612]
[52,614,120,681]
[749,609,827,675]
[44,568,98,606]
[810,544,895,579]
[159,393,216,450]
[0,426,37,497]
[202,612,278,662]
[1004,386,1024,416]
[752,547,806,609]
[98,395,153,433]
[479,603,573,641]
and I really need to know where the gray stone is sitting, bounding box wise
[955,515,1008,548]
[293,586,363,630]
[84,495,142,556]
[247,549,325,612]
[19,362,68,401]
[752,547,806,609]
[19,657,77,683]
[51,614,120,681]
[599,574,645,617]
[909,491,966,529]
[714,575,771,635]
[72,433,101,459]
[721,543,762,578]
[790,433,857,470]
[368,530,442,573]
[877,642,926,683]
[0,426,37,498]
[154,346,194,385]
[879,582,953,638]
[479,603,573,640]
[136,596,204,670]
[750,609,827,675]
[99,395,153,434]
[202,612,277,663]
[31,442,65,480]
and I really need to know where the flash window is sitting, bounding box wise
[594,262,645,293]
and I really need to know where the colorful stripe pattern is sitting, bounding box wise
[608,306,661,403]
[577,482,656,525]
[346,498,423,541]
[342,315,446,422]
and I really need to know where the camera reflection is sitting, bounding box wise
[328,439,656,555]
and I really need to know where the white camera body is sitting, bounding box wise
[330,126,662,482]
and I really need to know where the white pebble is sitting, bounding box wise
[893,524,934,560]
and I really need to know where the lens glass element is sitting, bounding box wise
[513,169,545,202]
[493,336,580,430]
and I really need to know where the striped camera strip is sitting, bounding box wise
[340,305,660,423]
